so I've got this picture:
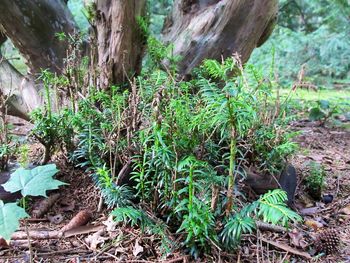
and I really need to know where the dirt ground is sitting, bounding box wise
[1,117,349,262]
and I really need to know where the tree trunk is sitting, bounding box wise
[95,0,147,88]
[0,33,41,120]
[0,60,41,121]
[0,0,77,75]
[0,0,78,119]
[162,0,278,77]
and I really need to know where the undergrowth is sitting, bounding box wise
[28,38,301,257]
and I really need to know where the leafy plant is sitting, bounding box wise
[309,99,339,125]
[0,201,28,240]
[221,189,302,249]
[0,93,18,171]
[305,162,326,199]
[17,144,30,168]
[30,70,74,163]
[0,164,65,240]
[112,206,173,254]
[28,39,299,257]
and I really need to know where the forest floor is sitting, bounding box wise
[1,115,350,262]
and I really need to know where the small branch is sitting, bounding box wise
[24,220,33,263]
[260,237,312,259]
[256,221,287,233]
[11,230,61,240]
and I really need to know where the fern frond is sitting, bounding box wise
[220,212,256,249]
[257,189,302,226]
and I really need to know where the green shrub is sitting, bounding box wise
[305,162,326,199]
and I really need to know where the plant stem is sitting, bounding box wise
[225,128,236,216]
[188,164,194,212]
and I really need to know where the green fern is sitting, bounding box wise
[221,189,302,249]
[257,189,301,226]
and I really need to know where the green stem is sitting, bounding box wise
[188,165,194,212]
[226,128,236,216]
[226,97,237,216]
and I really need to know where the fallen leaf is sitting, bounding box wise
[103,215,117,232]
[340,205,350,215]
[305,219,323,230]
[300,207,319,216]
[261,237,312,259]
[288,229,308,249]
[308,154,323,162]
[133,239,144,257]
[85,229,107,250]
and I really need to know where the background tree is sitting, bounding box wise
[250,0,350,86]
[0,0,278,119]
[162,0,278,76]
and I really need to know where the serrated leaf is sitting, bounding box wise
[0,200,28,240]
[2,164,66,197]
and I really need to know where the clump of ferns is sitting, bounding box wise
[108,55,300,257]
[192,56,260,216]
[241,64,299,175]
[70,86,134,209]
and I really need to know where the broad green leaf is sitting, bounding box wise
[318,100,330,110]
[2,164,66,197]
[309,107,325,121]
[0,200,28,240]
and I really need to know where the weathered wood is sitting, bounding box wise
[95,0,147,88]
[0,0,77,75]
[162,0,278,76]
[0,33,42,120]
[0,1,76,118]
[0,59,40,120]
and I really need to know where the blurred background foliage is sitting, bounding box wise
[250,0,350,87]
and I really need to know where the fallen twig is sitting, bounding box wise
[63,224,104,238]
[256,221,287,233]
[24,220,33,263]
[32,193,60,218]
[260,237,312,259]
[11,230,60,240]
[162,256,188,263]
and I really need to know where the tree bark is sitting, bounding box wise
[0,0,78,119]
[162,0,278,76]
[0,33,41,120]
[0,0,77,75]
[0,60,41,120]
[95,0,147,88]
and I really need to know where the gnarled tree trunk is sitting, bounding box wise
[162,0,278,76]
[0,33,40,120]
[95,0,147,88]
[0,0,77,75]
[0,0,78,119]
[1,0,278,119]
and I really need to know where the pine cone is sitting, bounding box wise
[314,229,340,255]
